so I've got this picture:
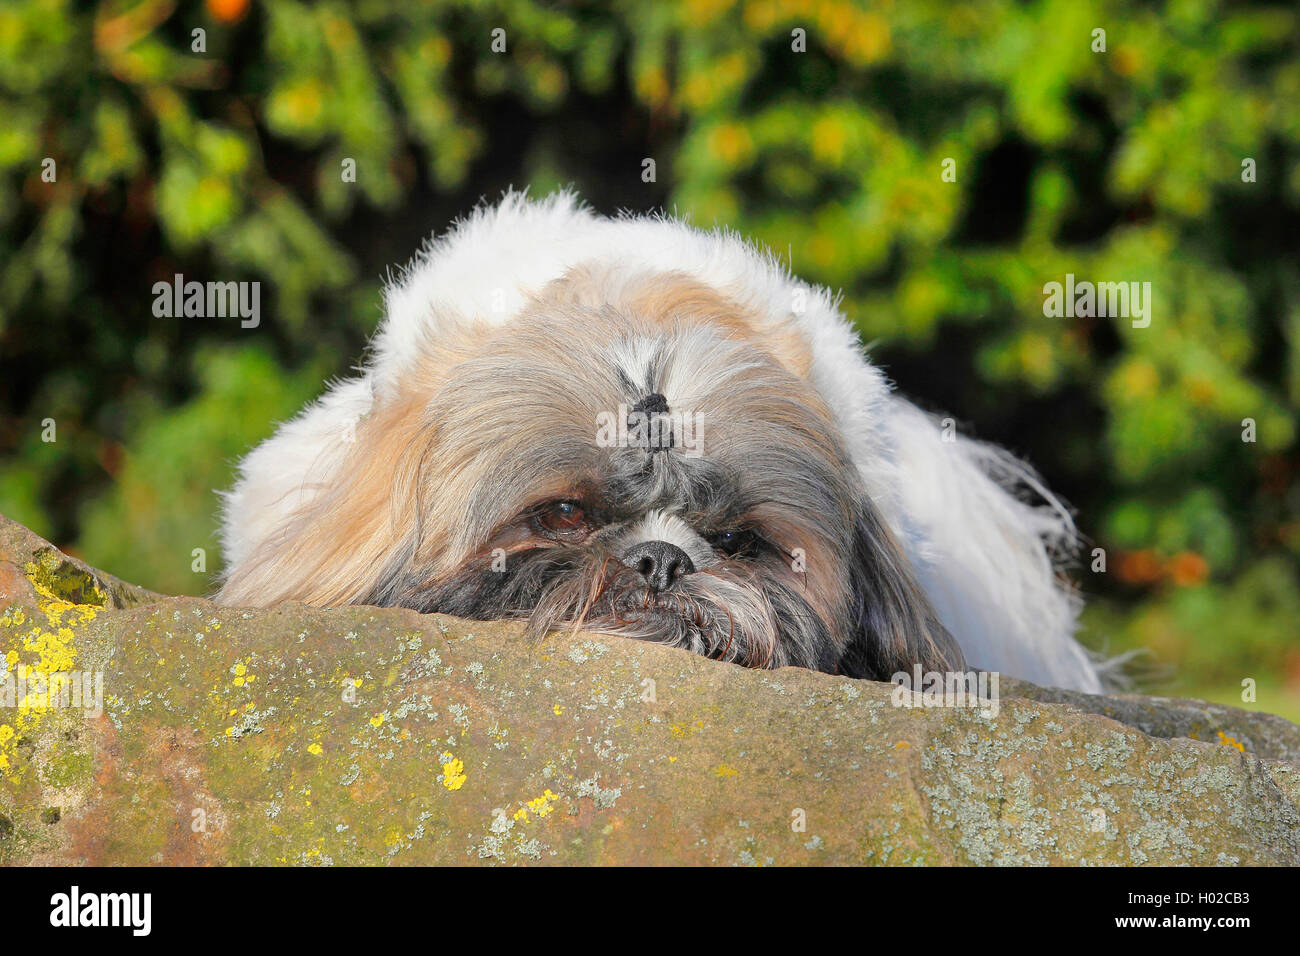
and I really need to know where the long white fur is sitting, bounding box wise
[219,189,1103,692]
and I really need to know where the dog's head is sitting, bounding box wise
[218,268,963,680]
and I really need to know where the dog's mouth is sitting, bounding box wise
[612,587,704,621]
[569,583,744,661]
[511,556,778,668]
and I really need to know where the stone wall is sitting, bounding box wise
[1,514,1297,865]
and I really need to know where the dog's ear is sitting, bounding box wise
[836,501,966,680]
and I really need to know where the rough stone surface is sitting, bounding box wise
[1,513,1297,865]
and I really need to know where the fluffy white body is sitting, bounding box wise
[220,190,1103,693]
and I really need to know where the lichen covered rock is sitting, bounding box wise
[1,514,1297,865]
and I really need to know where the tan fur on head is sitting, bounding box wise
[535,266,816,379]
[216,386,423,607]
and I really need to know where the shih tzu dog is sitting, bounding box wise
[217,191,1103,693]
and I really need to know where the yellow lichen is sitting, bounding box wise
[513,788,559,823]
[0,560,104,778]
[528,788,558,816]
[441,752,467,791]
[1216,731,1246,753]
[231,658,254,687]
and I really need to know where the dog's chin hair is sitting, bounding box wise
[543,568,779,666]
[416,549,833,671]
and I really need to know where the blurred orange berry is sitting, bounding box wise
[1167,551,1209,587]
[1117,549,1163,585]
[207,0,250,24]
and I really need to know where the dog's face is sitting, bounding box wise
[218,268,963,680]
[353,273,963,680]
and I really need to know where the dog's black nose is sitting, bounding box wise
[624,540,695,592]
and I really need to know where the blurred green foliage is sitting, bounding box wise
[1,0,1297,713]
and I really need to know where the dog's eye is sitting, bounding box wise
[711,529,757,557]
[534,500,589,539]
